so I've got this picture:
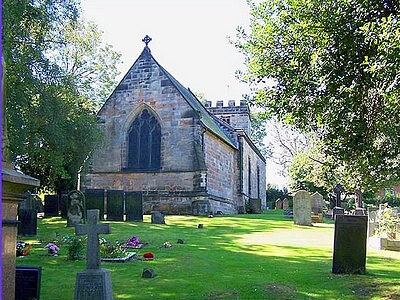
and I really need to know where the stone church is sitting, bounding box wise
[84,36,266,215]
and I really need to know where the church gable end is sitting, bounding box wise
[85,37,266,215]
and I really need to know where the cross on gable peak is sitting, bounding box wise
[142,35,152,47]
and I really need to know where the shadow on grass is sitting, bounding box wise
[18,211,400,300]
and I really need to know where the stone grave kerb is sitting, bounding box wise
[75,209,111,270]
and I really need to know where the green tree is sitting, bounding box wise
[3,0,121,192]
[235,0,400,193]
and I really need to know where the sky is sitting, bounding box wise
[80,0,289,188]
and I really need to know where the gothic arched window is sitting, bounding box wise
[126,109,161,171]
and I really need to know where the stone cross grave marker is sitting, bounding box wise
[74,209,113,300]
[293,190,312,226]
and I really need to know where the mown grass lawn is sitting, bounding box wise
[17,211,400,299]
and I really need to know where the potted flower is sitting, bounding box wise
[44,242,60,256]
[16,241,32,257]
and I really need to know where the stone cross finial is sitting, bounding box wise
[75,209,111,270]
[142,35,152,46]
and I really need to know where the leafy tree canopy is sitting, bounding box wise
[235,0,400,193]
[3,0,121,192]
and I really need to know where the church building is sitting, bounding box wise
[84,36,266,215]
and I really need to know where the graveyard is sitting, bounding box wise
[15,210,400,300]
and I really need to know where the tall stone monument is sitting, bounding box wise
[293,190,312,226]
[2,59,41,300]
[74,209,113,300]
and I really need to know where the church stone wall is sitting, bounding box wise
[203,131,239,210]
[240,136,267,210]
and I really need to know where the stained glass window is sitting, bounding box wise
[127,109,161,171]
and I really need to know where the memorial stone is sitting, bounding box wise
[67,191,85,227]
[15,266,42,300]
[44,194,59,217]
[84,189,105,220]
[293,190,312,226]
[74,209,113,300]
[275,198,283,209]
[17,192,38,236]
[249,198,262,213]
[125,192,143,222]
[151,211,165,224]
[106,190,124,221]
[332,215,368,274]
[311,192,324,215]
[282,198,289,210]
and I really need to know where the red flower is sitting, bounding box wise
[143,252,154,259]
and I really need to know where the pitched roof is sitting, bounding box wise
[155,59,237,149]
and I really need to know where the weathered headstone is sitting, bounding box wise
[67,190,85,227]
[192,200,212,215]
[15,266,42,300]
[44,194,59,217]
[74,209,113,300]
[60,192,68,219]
[282,198,289,210]
[151,211,165,224]
[368,209,379,237]
[84,189,105,220]
[17,192,38,236]
[275,198,283,210]
[311,192,324,214]
[332,215,368,274]
[293,190,312,226]
[106,190,124,221]
[249,198,262,213]
[125,191,143,222]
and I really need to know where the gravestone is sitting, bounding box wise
[275,198,283,209]
[84,189,105,220]
[249,198,262,213]
[106,190,124,221]
[311,192,324,215]
[17,192,38,236]
[74,209,113,300]
[67,190,86,227]
[15,266,42,300]
[332,207,345,220]
[44,194,59,217]
[368,209,379,237]
[192,200,212,216]
[293,190,312,226]
[125,192,143,222]
[282,198,289,210]
[60,192,68,219]
[332,215,368,274]
[151,211,165,224]
[333,184,344,207]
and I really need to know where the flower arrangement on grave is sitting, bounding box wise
[126,236,140,247]
[16,241,32,257]
[44,242,60,256]
[143,252,155,259]
[99,238,128,258]
[162,241,172,248]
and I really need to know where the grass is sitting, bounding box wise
[17,211,400,299]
